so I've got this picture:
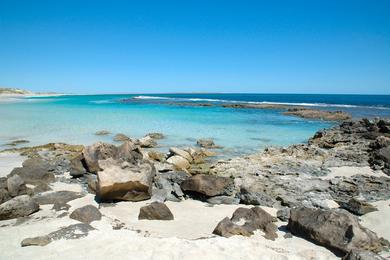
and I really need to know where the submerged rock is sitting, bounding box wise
[146,132,164,139]
[95,130,110,136]
[180,174,234,197]
[113,133,131,142]
[0,195,39,220]
[287,207,383,254]
[138,202,174,220]
[196,138,222,149]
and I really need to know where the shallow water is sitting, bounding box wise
[1,93,389,157]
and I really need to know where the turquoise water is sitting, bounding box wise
[3,93,388,157]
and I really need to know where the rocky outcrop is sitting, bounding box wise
[283,108,351,121]
[180,174,234,197]
[287,207,383,254]
[96,161,154,201]
[0,195,39,220]
[213,207,277,240]
[152,171,190,202]
[138,202,174,220]
[21,223,94,247]
[69,205,102,224]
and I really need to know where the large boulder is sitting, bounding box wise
[69,205,102,224]
[82,142,118,173]
[181,174,234,197]
[287,207,383,254]
[213,207,277,240]
[96,161,154,201]
[0,195,39,220]
[8,158,55,185]
[82,141,143,173]
[138,202,174,220]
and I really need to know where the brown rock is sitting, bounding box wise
[180,174,234,197]
[138,202,174,220]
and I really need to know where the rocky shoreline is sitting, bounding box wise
[0,118,389,259]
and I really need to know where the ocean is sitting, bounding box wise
[1,93,389,157]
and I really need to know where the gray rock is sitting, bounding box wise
[33,191,84,205]
[9,158,55,185]
[52,202,70,211]
[138,202,174,220]
[69,205,102,224]
[239,187,276,207]
[21,223,94,247]
[207,196,239,205]
[196,138,222,149]
[287,207,383,254]
[0,195,39,220]
[181,174,234,197]
[7,175,27,197]
[95,130,110,136]
[69,154,86,177]
[276,207,290,222]
[113,133,131,142]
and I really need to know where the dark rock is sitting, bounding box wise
[21,236,51,247]
[340,198,378,216]
[52,202,70,211]
[69,154,86,177]
[95,130,110,136]
[0,188,11,204]
[87,175,97,194]
[287,207,383,254]
[0,195,39,220]
[33,191,84,205]
[180,174,234,197]
[138,202,174,220]
[213,207,278,240]
[284,108,351,121]
[239,187,276,207]
[69,205,102,224]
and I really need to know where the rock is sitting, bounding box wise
[169,147,193,163]
[138,202,174,220]
[212,217,253,237]
[52,202,70,211]
[0,188,11,204]
[153,171,190,201]
[0,195,39,220]
[5,139,30,146]
[21,236,51,247]
[33,191,84,205]
[196,138,222,149]
[239,187,276,207]
[95,130,110,136]
[276,207,290,222]
[9,158,55,185]
[113,133,131,142]
[147,150,166,162]
[283,108,351,121]
[343,249,385,260]
[7,175,27,197]
[21,223,94,247]
[69,154,86,177]
[287,207,383,254]
[166,155,190,170]
[96,161,154,201]
[69,205,102,224]
[146,132,164,139]
[188,163,211,175]
[82,142,118,173]
[87,175,97,194]
[82,141,143,173]
[340,198,378,216]
[207,196,239,205]
[138,136,157,148]
[213,207,277,240]
[187,147,216,164]
[181,174,234,197]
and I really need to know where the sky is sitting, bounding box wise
[0,0,389,94]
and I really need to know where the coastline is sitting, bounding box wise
[0,118,389,259]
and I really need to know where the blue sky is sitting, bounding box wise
[0,0,389,94]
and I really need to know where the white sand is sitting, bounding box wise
[0,152,25,177]
[0,198,338,260]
